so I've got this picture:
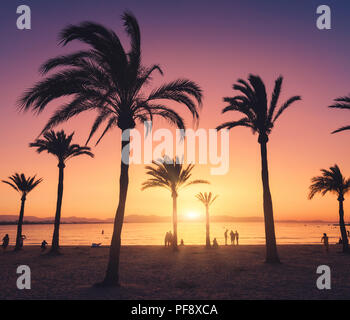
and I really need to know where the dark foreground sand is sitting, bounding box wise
[0,245,350,300]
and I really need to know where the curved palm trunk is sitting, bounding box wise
[15,194,26,251]
[206,205,210,247]
[50,162,65,253]
[102,131,130,286]
[260,141,280,263]
[338,196,349,253]
[172,193,178,250]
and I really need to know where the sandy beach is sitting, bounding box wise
[1,245,350,300]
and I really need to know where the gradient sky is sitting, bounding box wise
[1,0,350,222]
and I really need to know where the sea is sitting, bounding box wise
[0,221,342,246]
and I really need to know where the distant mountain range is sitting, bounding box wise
[0,214,334,224]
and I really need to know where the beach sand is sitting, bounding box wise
[0,245,349,300]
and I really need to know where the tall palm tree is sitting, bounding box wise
[309,164,350,253]
[217,74,301,263]
[329,95,350,133]
[30,130,93,253]
[142,156,209,249]
[19,12,202,286]
[196,192,218,247]
[2,173,43,250]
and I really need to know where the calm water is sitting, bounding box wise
[0,222,341,246]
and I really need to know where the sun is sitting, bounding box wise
[186,211,200,220]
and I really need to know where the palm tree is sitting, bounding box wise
[329,95,350,133]
[2,173,43,250]
[309,164,350,253]
[30,130,93,254]
[196,192,218,247]
[19,12,202,286]
[216,74,301,263]
[142,156,209,249]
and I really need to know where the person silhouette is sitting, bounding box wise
[213,238,219,248]
[19,235,26,248]
[167,231,173,247]
[2,234,9,250]
[224,229,228,245]
[164,232,169,246]
[235,230,239,245]
[321,233,329,252]
[180,239,184,246]
[41,240,48,251]
[230,230,235,245]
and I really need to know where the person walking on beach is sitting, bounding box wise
[230,230,235,245]
[321,233,329,252]
[2,234,9,250]
[235,230,239,245]
[224,229,228,245]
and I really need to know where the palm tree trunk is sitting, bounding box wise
[172,193,178,249]
[15,194,26,251]
[259,140,280,263]
[50,162,65,253]
[206,205,210,247]
[338,196,349,253]
[101,131,130,286]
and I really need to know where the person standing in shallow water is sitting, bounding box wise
[230,230,235,245]
[224,229,228,245]
[321,233,329,252]
[235,231,239,245]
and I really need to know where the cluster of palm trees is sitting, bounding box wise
[2,130,93,253]
[2,11,349,287]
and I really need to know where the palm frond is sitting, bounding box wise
[331,125,350,134]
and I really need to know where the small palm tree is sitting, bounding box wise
[30,130,93,253]
[142,156,209,249]
[196,192,218,247]
[217,74,301,263]
[309,164,350,253]
[2,173,42,250]
[19,11,202,286]
[329,96,350,133]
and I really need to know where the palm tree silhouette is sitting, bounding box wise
[30,130,93,253]
[19,12,202,285]
[309,164,349,253]
[196,192,218,247]
[329,96,350,133]
[217,74,301,263]
[2,173,43,251]
[142,156,209,249]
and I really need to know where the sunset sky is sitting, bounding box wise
[1,0,350,222]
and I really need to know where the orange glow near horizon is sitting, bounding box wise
[1,1,350,224]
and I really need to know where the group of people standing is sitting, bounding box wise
[164,231,174,247]
[224,229,239,246]
[163,229,240,247]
